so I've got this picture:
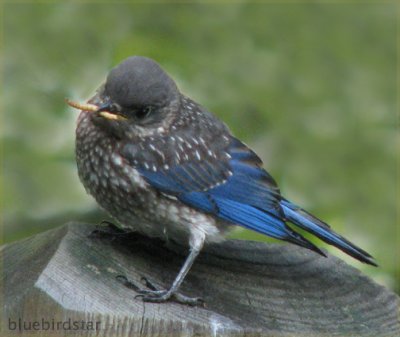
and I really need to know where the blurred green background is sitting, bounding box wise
[2,2,398,293]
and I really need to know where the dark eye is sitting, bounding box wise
[136,106,153,119]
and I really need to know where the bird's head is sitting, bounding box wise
[68,56,180,139]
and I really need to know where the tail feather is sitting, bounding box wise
[284,226,327,258]
[280,199,377,266]
[213,197,326,257]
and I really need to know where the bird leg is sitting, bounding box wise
[117,234,205,306]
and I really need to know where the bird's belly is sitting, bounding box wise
[77,146,227,245]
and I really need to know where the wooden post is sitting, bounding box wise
[1,222,399,336]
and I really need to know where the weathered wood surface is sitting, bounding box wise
[1,222,399,337]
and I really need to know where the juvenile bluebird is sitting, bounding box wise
[68,56,376,305]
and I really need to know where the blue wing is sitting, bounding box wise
[125,134,375,265]
[134,136,323,254]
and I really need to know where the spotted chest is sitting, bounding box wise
[76,112,151,211]
[75,111,226,243]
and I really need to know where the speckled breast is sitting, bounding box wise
[75,111,152,221]
[75,110,226,244]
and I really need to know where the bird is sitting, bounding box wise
[68,56,376,305]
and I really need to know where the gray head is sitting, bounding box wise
[105,56,178,110]
[92,56,180,133]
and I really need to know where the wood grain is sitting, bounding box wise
[1,222,399,336]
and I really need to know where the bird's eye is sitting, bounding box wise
[136,106,153,119]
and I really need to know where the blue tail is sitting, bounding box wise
[280,199,377,266]
[180,192,326,257]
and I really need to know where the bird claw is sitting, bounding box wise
[116,275,204,306]
[89,221,131,239]
[137,290,204,306]
[140,276,162,291]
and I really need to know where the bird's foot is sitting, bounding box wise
[89,221,131,239]
[116,275,204,306]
